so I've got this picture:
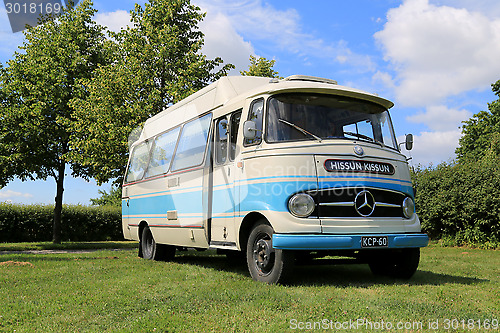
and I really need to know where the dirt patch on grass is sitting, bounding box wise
[0,260,34,268]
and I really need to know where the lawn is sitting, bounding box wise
[0,244,498,332]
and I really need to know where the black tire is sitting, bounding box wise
[368,248,420,279]
[140,226,175,261]
[246,221,294,284]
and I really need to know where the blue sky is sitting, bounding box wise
[1,0,500,205]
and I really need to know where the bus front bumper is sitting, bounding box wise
[272,233,429,250]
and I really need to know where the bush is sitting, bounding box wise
[0,203,123,242]
[412,150,500,248]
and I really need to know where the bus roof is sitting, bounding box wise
[139,75,394,141]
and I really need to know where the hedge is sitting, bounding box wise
[0,203,123,242]
[412,151,500,249]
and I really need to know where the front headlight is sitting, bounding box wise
[288,193,315,217]
[402,197,415,219]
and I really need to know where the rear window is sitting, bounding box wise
[171,113,212,171]
[126,141,151,183]
[145,127,180,178]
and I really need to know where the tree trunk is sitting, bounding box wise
[53,162,66,244]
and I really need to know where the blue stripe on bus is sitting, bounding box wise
[123,177,413,219]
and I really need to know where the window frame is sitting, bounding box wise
[214,116,229,166]
[170,113,213,172]
[263,93,399,151]
[144,125,181,179]
[125,140,152,184]
[229,110,242,161]
[243,98,265,147]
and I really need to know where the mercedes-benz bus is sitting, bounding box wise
[122,75,428,284]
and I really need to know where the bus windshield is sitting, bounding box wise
[266,93,398,149]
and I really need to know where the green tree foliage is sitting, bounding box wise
[0,0,108,243]
[90,186,122,208]
[240,55,282,78]
[413,80,500,248]
[412,151,500,248]
[68,0,234,185]
[456,80,500,160]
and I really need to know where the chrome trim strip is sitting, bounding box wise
[376,202,401,208]
[319,202,354,207]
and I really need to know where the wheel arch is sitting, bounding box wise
[238,212,271,251]
[138,220,149,258]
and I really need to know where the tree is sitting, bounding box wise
[0,0,108,243]
[68,0,234,185]
[411,79,500,248]
[456,80,500,160]
[240,55,282,78]
[90,186,122,208]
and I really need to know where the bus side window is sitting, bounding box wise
[126,141,151,183]
[215,117,228,165]
[146,126,180,178]
[229,110,242,160]
[171,113,212,171]
[244,99,264,146]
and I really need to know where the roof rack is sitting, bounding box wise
[284,75,338,85]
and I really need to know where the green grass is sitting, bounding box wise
[0,245,498,332]
[0,241,138,252]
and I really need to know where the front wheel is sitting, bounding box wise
[246,222,294,284]
[140,226,175,261]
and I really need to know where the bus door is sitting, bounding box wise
[121,186,131,239]
[211,110,242,248]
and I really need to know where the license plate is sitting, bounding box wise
[361,236,388,248]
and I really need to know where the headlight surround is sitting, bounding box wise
[402,197,415,219]
[288,193,315,218]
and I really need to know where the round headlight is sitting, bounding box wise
[288,193,315,217]
[402,197,415,219]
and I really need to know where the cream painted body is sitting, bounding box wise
[122,75,422,252]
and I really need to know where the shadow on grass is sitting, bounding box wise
[172,250,488,287]
[1,248,488,287]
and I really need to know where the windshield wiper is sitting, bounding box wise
[344,131,384,147]
[278,119,322,142]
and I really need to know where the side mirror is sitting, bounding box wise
[243,120,257,140]
[405,133,414,151]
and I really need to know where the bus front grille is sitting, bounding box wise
[310,187,407,218]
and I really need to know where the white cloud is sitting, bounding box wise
[198,11,254,73]
[375,0,500,106]
[399,129,462,165]
[94,10,131,33]
[407,105,471,131]
[0,189,34,199]
[372,71,396,90]
[194,0,374,73]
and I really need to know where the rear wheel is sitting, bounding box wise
[141,226,175,261]
[246,221,294,284]
[368,248,420,279]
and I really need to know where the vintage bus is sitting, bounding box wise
[122,75,428,284]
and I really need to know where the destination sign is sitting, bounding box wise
[324,159,395,175]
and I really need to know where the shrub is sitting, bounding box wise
[412,150,500,248]
[0,203,122,242]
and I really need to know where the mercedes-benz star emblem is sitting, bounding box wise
[354,190,376,217]
[353,145,364,156]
